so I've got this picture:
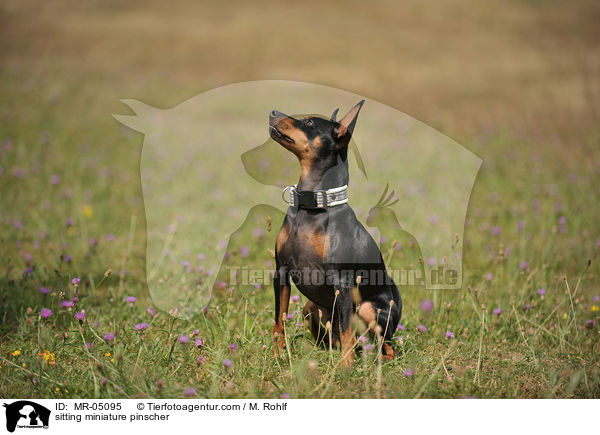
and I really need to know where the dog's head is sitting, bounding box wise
[268,101,364,172]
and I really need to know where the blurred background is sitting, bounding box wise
[3,0,599,133]
[2,0,599,279]
[1,0,599,399]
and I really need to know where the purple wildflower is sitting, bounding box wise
[60,300,74,308]
[74,311,85,321]
[404,369,414,377]
[197,356,206,365]
[358,335,368,343]
[178,335,189,344]
[364,343,375,351]
[125,296,137,304]
[223,359,233,368]
[416,324,427,333]
[491,226,501,236]
[585,319,595,329]
[135,323,149,331]
[40,308,52,319]
[85,342,93,349]
[493,307,502,316]
[291,295,300,302]
[519,261,528,270]
[240,245,250,258]
[537,288,545,298]
[184,387,196,397]
[420,300,433,312]
[194,338,203,347]
[397,323,405,331]
[228,343,238,351]
[71,277,80,287]
[51,174,61,185]
[103,332,115,341]
[65,218,73,227]
[281,393,290,399]
[484,272,493,281]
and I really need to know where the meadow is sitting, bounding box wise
[1,0,599,398]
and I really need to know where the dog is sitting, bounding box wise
[269,100,402,366]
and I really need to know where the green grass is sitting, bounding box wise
[1,0,599,399]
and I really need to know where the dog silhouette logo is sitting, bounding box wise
[113,81,481,319]
[3,401,50,432]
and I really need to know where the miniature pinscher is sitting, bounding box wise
[269,101,402,366]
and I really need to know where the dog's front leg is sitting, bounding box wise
[273,266,291,356]
[336,284,355,367]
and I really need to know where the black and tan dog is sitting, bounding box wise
[269,101,402,366]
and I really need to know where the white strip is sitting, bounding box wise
[326,184,347,194]
[3,399,596,435]
[328,198,349,206]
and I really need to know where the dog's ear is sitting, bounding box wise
[330,108,339,122]
[334,100,365,147]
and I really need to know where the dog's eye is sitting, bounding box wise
[305,119,314,127]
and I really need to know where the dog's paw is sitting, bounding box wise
[272,332,287,357]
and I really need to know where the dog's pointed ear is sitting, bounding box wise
[330,108,339,122]
[334,100,365,146]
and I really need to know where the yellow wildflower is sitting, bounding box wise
[11,350,21,356]
[592,305,598,312]
[38,350,56,365]
[562,313,568,320]
[82,205,93,219]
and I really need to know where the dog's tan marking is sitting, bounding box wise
[273,284,290,355]
[358,301,377,330]
[275,117,311,158]
[339,324,355,367]
[309,230,329,259]
[276,223,289,253]
[382,343,395,361]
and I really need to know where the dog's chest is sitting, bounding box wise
[277,219,329,271]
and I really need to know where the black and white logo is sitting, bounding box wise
[3,401,50,432]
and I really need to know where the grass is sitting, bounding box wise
[1,0,599,398]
